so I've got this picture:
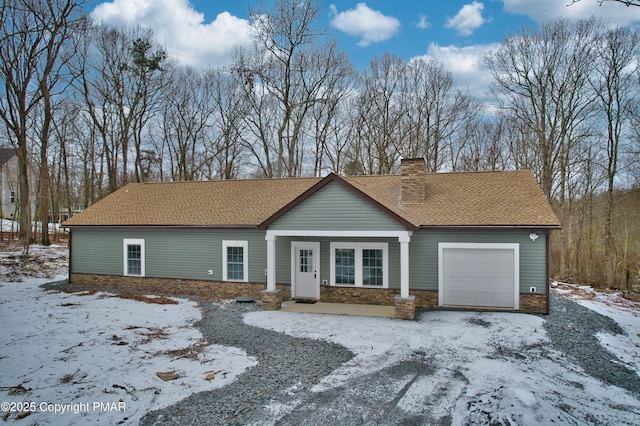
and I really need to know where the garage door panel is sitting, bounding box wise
[440,245,518,309]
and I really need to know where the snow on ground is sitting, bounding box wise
[0,219,19,233]
[2,243,639,424]
[0,219,63,233]
[0,245,256,425]
[245,300,640,424]
[553,281,640,376]
[0,243,69,281]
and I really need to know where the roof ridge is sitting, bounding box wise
[345,169,531,178]
[425,169,529,176]
[127,176,323,186]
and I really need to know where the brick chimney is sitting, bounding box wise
[401,158,426,204]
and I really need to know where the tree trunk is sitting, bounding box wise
[604,187,615,288]
[16,143,31,249]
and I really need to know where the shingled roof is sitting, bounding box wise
[346,170,560,228]
[0,148,17,165]
[62,170,560,229]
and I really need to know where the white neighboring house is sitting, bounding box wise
[0,147,36,221]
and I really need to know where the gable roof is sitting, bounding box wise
[258,173,416,231]
[62,170,560,229]
[0,148,16,166]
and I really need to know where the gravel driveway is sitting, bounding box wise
[43,282,640,425]
[139,294,639,425]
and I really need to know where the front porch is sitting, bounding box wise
[263,230,416,319]
[281,300,396,318]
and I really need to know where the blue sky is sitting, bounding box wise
[90,0,640,99]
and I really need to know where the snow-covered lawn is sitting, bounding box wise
[1,244,639,424]
[0,246,256,425]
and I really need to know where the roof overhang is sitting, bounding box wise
[63,224,259,230]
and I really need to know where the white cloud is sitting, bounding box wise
[329,3,401,47]
[91,0,251,68]
[413,42,500,105]
[502,0,640,26]
[417,14,431,29]
[445,1,486,36]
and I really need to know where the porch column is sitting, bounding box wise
[399,234,411,298]
[266,234,277,291]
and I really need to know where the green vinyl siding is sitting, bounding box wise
[409,229,548,294]
[71,227,548,294]
[71,228,267,282]
[269,182,406,231]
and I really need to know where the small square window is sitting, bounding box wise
[299,249,313,273]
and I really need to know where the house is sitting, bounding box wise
[0,147,36,221]
[62,158,560,319]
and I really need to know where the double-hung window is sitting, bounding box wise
[222,240,248,282]
[330,242,388,288]
[123,239,145,277]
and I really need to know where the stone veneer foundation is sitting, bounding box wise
[69,274,549,315]
[69,273,291,301]
[394,295,416,320]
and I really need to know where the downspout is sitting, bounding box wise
[546,230,550,315]
[68,229,72,283]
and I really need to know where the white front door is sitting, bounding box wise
[292,242,320,300]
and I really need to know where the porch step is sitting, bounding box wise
[281,301,395,318]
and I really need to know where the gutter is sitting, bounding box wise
[62,224,260,230]
[417,224,562,230]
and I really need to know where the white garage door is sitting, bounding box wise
[438,243,519,309]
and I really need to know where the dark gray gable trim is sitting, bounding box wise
[258,173,416,231]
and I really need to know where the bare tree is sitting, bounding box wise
[569,0,640,7]
[72,25,166,193]
[589,25,640,288]
[208,67,250,179]
[486,18,598,199]
[455,115,509,172]
[486,18,600,275]
[236,0,350,177]
[159,65,215,181]
[351,53,406,175]
[399,58,480,172]
[0,0,84,247]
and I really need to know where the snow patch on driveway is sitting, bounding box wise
[244,309,640,425]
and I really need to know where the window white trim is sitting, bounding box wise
[123,238,145,277]
[222,240,249,282]
[330,242,389,288]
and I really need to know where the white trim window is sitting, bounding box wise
[222,240,248,282]
[330,242,388,288]
[123,239,145,277]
